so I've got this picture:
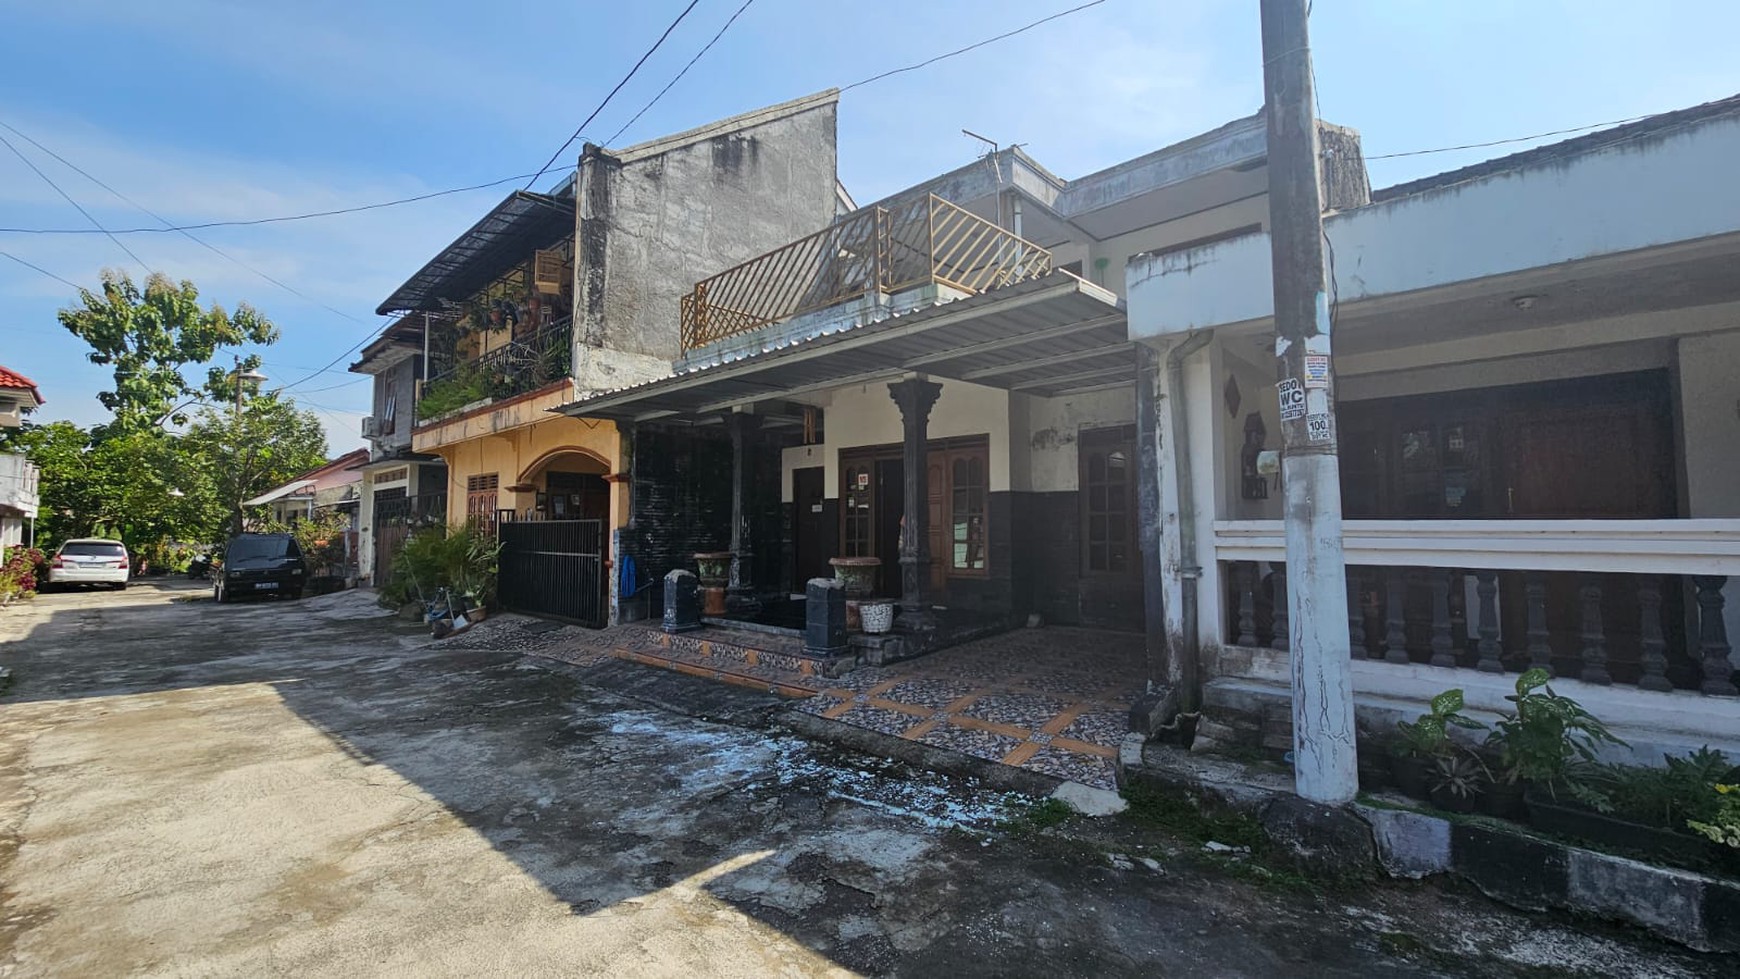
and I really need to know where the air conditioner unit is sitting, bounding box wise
[533,249,567,295]
[361,416,379,438]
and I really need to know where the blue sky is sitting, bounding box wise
[2,0,1735,452]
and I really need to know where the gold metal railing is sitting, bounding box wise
[679,194,1052,351]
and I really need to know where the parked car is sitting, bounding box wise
[214,533,306,603]
[45,538,130,590]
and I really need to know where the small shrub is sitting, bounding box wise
[380,523,501,608]
[0,546,45,603]
[1489,668,1623,791]
[1688,784,1740,849]
[1393,688,1485,759]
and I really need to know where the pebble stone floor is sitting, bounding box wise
[527,620,1147,791]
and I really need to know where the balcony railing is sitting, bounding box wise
[416,317,573,421]
[1215,520,1740,697]
[679,193,1052,351]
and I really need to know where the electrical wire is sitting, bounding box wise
[523,0,702,189]
[841,0,1108,91]
[0,129,151,272]
[1365,114,1655,160]
[0,118,376,330]
[0,247,81,290]
[604,0,757,147]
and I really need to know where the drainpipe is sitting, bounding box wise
[1167,330,1213,712]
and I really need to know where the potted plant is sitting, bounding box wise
[1490,668,1623,803]
[1390,688,1485,802]
[1530,747,1740,871]
[1429,752,1487,814]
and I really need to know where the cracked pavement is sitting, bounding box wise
[0,581,1724,977]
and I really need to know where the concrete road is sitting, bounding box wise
[0,582,1721,977]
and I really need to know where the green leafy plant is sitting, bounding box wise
[415,366,492,420]
[1393,688,1485,759]
[1687,784,1740,849]
[1489,669,1623,791]
[1430,752,1487,805]
[380,523,501,608]
[1567,747,1737,828]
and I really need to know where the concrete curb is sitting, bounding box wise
[776,708,1067,799]
[1127,745,1740,954]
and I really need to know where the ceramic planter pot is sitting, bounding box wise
[1479,777,1527,820]
[1389,754,1431,801]
[829,556,881,599]
[1524,788,1718,867]
[694,552,732,589]
[1429,784,1480,814]
[861,602,896,634]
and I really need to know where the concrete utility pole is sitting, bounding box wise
[1259,0,1358,803]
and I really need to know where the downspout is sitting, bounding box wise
[1167,330,1213,712]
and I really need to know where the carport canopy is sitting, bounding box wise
[555,272,1130,423]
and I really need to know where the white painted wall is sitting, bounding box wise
[1127,112,1740,338]
[1088,195,1269,298]
[1019,388,1137,493]
[1152,339,1226,668]
[778,377,1012,502]
[1215,342,1284,522]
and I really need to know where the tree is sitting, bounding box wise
[59,269,276,435]
[180,393,327,536]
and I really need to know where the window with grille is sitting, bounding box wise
[466,473,499,530]
[1081,426,1136,575]
[842,463,874,558]
[945,447,987,573]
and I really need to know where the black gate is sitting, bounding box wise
[498,519,606,627]
[373,490,446,588]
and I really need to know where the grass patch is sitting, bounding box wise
[996,796,1076,835]
[1120,781,1266,850]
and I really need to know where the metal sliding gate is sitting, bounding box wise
[497,519,606,627]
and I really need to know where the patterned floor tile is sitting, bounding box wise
[877,677,980,711]
[1021,746,1119,790]
[1057,709,1131,749]
[831,704,926,738]
[915,722,1025,763]
[959,692,1070,730]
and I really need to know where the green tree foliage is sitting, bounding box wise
[58,269,276,434]
[180,393,328,536]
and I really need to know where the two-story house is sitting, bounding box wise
[555,110,1370,676]
[351,318,448,587]
[0,365,44,549]
[354,91,844,621]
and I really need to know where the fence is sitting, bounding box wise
[497,519,605,627]
[679,194,1052,350]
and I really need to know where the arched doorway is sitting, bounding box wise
[497,448,612,626]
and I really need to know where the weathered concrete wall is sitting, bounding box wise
[575,94,840,364]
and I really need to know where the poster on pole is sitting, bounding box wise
[1277,378,1306,421]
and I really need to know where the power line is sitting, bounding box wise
[605,0,758,146]
[841,0,1108,91]
[0,128,152,272]
[0,118,376,329]
[1365,114,1655,160]
[524,0,703,189]
[0,247,81,290]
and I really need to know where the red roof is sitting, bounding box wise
[0,366,43,406]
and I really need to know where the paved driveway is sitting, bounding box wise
[0,583,1719,977]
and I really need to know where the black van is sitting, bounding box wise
[215,533,307,603]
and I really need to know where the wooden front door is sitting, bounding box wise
[792,467,829,587]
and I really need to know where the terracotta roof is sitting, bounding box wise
[0,366,43,406]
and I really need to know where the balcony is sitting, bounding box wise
[0,453,40,516]
[416,317,573,421]
[679,194,1052,352]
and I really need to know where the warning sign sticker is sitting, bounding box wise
[1303,354,1330,388]
[1277,378,1306,421]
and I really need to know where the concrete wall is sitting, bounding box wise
[429,413,622,529]
[1215,341,1284,523]
[576,96,840,366]
[1018,388,1137,493]
[1088,195,1269,299]
[1128,111,1740,338]
[778,378,1012,501]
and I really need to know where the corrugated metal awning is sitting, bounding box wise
[243,480,317,507]
[555,272,1128,422]
[376,191,574,315]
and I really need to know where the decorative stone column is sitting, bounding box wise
[725,412,762,611]
[887,377,942,630]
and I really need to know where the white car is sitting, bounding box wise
[47,538,131,589]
